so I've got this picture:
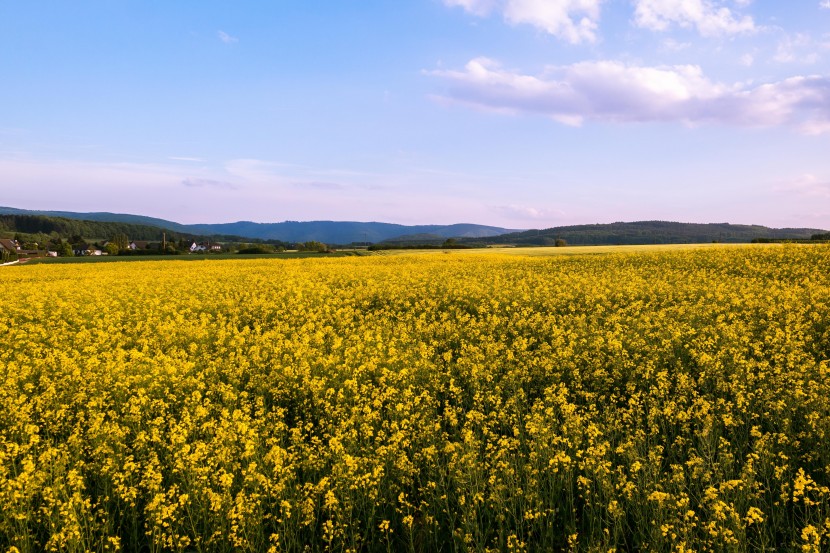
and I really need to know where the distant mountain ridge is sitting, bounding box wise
[3,207,824,246]
[0,207,517,244]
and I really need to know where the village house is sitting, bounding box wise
[73,244,103,256]
[0,238,21,253]
[189,241,222,252]
[128,240,150,250]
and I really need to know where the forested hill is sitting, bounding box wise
[464,221,829,246]
[0,207,193,233]
[0,214,207,242]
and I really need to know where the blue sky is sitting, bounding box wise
[1,1,829,228]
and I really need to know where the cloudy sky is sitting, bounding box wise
[2,1,829,228]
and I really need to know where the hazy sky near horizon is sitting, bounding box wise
[2,1,829,228]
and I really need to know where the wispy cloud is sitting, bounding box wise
[169,156,205,162]
[444,0,604,44]
[821,1,830,9]
[292,181,346,191]
[777,173,830,197]
[223,158,293,185]
[662,38,691,51]
[493,204,565,221]
[223,158,392,191]
[633,0,756,36]
[0,157,199,217]
[773,32,828,64]
[217,30,238,44]
[430,57,830,133]
[182,177,237,190]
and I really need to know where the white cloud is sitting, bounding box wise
[444,0,604,44]
[821,1,830,9]
[430,57,830,133]
[633,0,756,36]
[217,30,238,44]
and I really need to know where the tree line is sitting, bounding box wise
[0,214,302,257]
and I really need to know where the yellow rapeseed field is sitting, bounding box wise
[1,245,829,552]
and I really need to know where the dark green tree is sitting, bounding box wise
[1,248,17,263]
[111,233,129,251]
[298,241,328,252]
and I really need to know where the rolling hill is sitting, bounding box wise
[463,221,828,246]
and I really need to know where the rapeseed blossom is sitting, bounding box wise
[0,245,829,551]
